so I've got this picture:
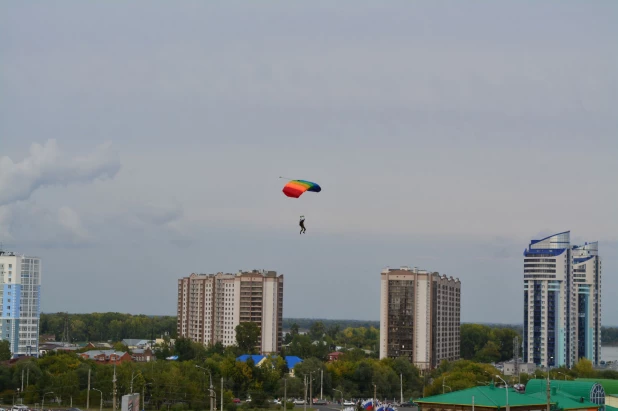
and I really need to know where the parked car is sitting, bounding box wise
[294,399,307,405]
[343,401,355,406]
[233,399,241,404]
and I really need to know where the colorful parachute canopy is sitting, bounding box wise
[282,179,322,198]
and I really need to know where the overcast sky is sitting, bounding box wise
[1,1,617,325]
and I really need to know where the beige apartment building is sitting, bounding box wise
[379,266,461,370]
[177,269,283,354]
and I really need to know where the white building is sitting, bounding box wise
[523,231,601,368]
[379,266,461,370]
[503,361,537,376]
[177,269,283,354]
[0,251,42,357]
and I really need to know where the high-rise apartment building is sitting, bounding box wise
[177,269,283,354]
[379,266,461,370]
[523,231,601,368]
[0,251,42,358]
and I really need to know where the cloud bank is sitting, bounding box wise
[0,139,120,206]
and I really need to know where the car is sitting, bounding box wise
[343,401,355,406]
[233,399,241,404]
[313,400,327,405]
[294,399,307,405]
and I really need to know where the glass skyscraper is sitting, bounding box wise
[523,231,601,368]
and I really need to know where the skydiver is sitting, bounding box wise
[299,215,306,234]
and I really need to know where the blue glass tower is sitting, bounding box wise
[523,232,601,368]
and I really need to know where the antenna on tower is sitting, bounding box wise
[514,336,520,383]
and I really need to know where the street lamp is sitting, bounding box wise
[209,388,217,411]
[92,389,103,411]
[495,376,509,411]
[333,389,343,411]
[129,372,141,394]
[142,383,153,411]
[196,365,214,411]
[42,391,55,411]
[442,378,452,394]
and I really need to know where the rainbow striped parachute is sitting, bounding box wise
[282,179,322,198]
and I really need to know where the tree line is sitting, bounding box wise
[39,313,618,350]
[2,343,618,411]
[40,313,178,342]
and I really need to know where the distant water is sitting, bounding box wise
[602,346,618,362]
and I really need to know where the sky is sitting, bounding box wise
[1,1,617,324]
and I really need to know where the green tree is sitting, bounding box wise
[236,322,261,354]
[0,340,11,361]
[573,358,596,377]
[309,321,326,340]
[173,337,196,361]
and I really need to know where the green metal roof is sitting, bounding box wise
[416,384,600,410]
[578,379,618,395]
[416,386,549,408]
[525,391,598,410]
[605,406,618,411]
[526,380,599,401]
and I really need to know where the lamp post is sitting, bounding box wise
[92,389,103,411]
[284,378,287,411]
[400,373,403,404]
[495,375,509,411]
[130,371,141,394]
[209,389,217,411]
[142,383,153,411]
[442,378,451,394]
[373,383,377,410]
[42,391,55,411]
[196,365,214,411]
[333,389,343,411]
[546,356,554,411]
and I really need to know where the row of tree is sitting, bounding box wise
[2,343,618,411]
[40,313,177,343]
[39,313,618,354]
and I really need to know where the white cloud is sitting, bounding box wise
[0,204,92,248]
[130,203,196,247]
[0,139,120,206]
[134,203,184,227]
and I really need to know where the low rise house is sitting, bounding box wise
[122,339,152,349]
[132,348,154,362]
[236,354,303,376]
[85,342,113,349]
[328,352,344,362]
[502,362,537,376]
[80,350,132,364]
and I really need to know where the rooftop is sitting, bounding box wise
[577,379,618,395]
[416,384,599,410]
